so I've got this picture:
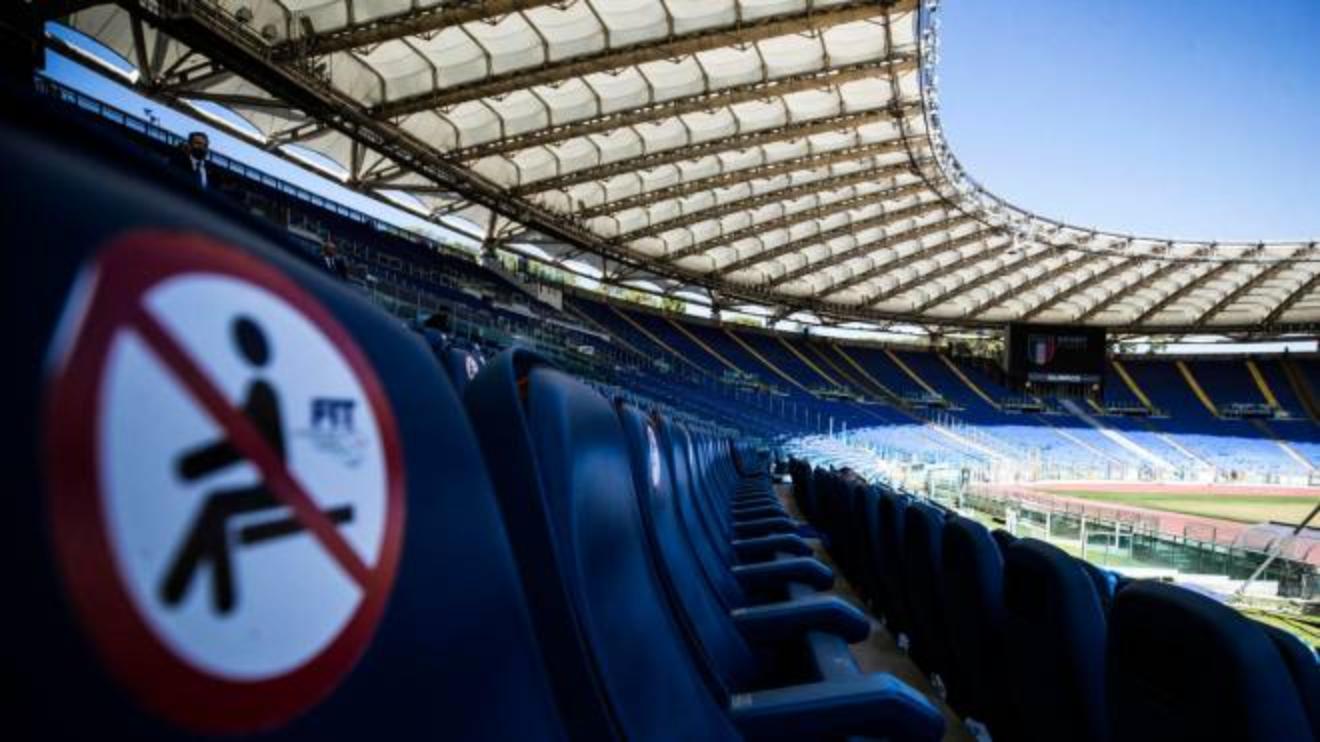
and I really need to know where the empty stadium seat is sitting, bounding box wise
[1004,538,1110,742]
[464,349,945,740]
[941,516,1019,738]
[1107,580,1315,742]
[876,491,915,642]
[855,485,886,610]
[901,501,962,700]
[615,401,887,697]
[1259,623,1320,737]
[8,112,571,739]
[990,527,1018,555]
[442,345,483,395]
[664,424,834,605]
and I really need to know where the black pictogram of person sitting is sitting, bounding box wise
[159,316,353,615]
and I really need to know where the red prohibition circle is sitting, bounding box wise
[42,230,406,734]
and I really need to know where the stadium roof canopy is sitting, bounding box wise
[53,0,1320,334]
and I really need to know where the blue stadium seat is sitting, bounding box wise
[442,345,482,395]
[615,401,898,699]
[855,485,886,611]
[901,502,961,699]
[941,516,1019,739]
[1107,581,1315,742]
[664,423,834,605]
[1259,623,1320,737]
[1004,538,1110,742]
[876,491,914,641]
[796,463,822,525]
[838,481,873,589]
[464,349,945,740]
[7,113,570,739]
[990,527,1018,555]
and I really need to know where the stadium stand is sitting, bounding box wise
[9,1,1320,740]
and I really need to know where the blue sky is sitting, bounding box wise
[937,0,1320,242]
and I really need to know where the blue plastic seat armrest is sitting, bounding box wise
[731,504,787,521]
[732,556,834,592]
[730,594,867,644]
[733,515,798,538]
[732,533,814,560]
[728,673,945,741]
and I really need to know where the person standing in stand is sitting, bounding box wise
[169,131,212,189]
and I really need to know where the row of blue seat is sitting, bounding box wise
[791,462,1320,742]
[9,101,945,739]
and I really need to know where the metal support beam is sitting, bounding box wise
[451,55,917,160]
[822,227,995,299]
[660,182,931,264]
[175,89,301,114]
[374,182,463,197]
[621,159,924,241]
[1014,256,1130,322]
[274,0,566,60]
[714,200,948,277]
[1264,269,1320,325]
[1130,261,1235,326]
[575,137,918,219]
[1077,260,1186,323]
[370,1,914,117]
[908,242,1037,314]
[94,0,1318,336]
[1195,262,1289,327]
[513,106,920,194]
[857,230,1003,305]
[130,0,669,286]
[771,214,970,286]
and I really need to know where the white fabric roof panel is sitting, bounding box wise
[60,0,1320,332]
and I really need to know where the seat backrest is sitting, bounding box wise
[1079,561,1120,615]
[465,350,738,742]
[990,528,1017,555]
[1259,623,1320,737]
[1107,581,1314,742]
[798,464,820,523]
[663,421,749,611]
[1003,538,1109,742]
[7,105,566,740]
[876,492,912,637]
[615,402,756,696]
[941,516,1014,734]
[810,467,831,527]
[443,345,482,395]
[901,503,954,684]
[860,483,892,609]
[839,481,870,581]
[858,486,885,609]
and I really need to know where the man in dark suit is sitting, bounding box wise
[169,131,211,189]
[320,238,350,281]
